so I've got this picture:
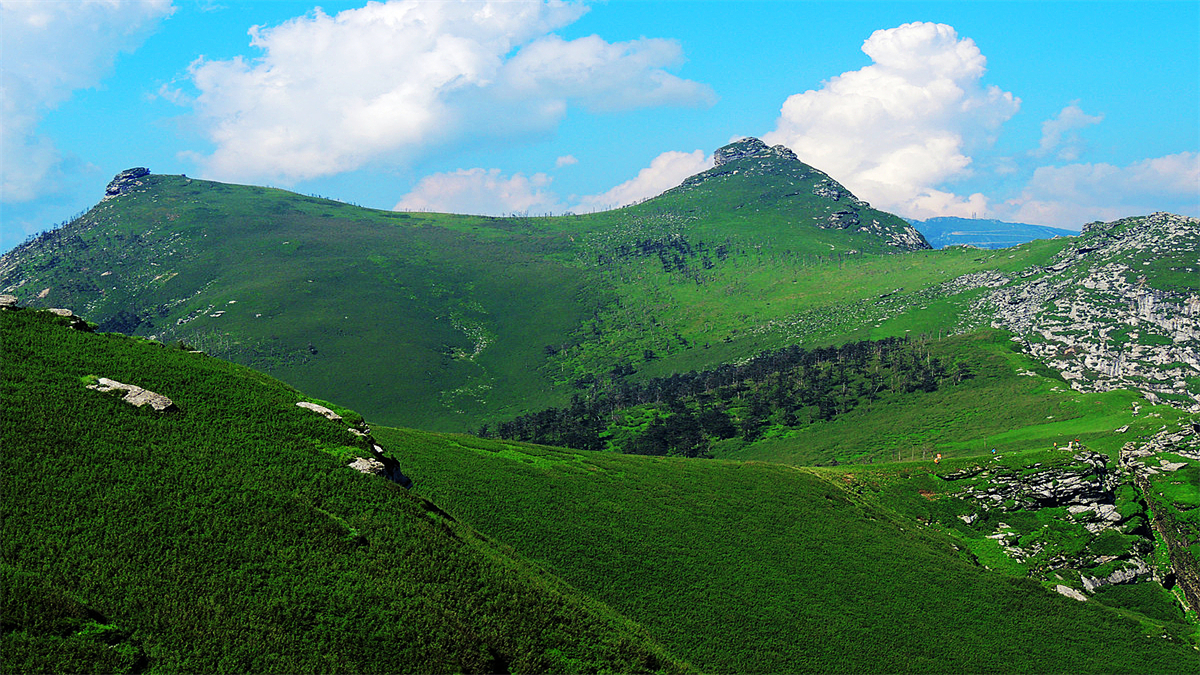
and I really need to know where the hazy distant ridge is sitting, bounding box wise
[910,216,1078,249]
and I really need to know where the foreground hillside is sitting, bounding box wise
[4,302,1197,673]
[0,306,682,673]
[381,423,1199,673]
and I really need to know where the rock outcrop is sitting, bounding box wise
[712,137,797,166]
[296,400,413,488]
[966,213,1200,409]
[943,450,1158,592]
[103,167,150,201]
[1055,584,1088,601]
[45,307,90,331]
[86,377,176,412]
[1119,421,1200,613]
[947,451,1119,513]
[296,401,342,422]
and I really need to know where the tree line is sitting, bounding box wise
[480,336,970,457]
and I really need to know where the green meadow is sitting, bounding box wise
[380,425,1198,674]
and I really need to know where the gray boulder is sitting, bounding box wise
[87,377,176,412]
[296,401,343,422]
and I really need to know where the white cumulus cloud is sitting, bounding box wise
[394,168,564,216]
[396,148,711,217]
[0,0,174,202]
[185,0,714,184]
[574,149,712,211]
[762,21,1020,220]
[1035,102,1104,161]
[1003,152,1200,227]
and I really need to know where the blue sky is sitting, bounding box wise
[3,0,1198,253]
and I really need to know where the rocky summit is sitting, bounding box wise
[103,167,151,201]
[673,137,930,251]
[712,137,798,166]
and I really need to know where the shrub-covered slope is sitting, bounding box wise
[0,307,683,673]
[380,425,1200,674]
[0,141,1024,432]
[2,150,1196,432]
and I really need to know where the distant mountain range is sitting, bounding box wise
[909,216,1078,249]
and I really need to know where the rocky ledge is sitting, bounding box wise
[87,377,176,412]
[712,137,797,166]
[102,167,150,201]
[943,450,1160,595]
[295,400,413,488]
[967,213,1200,409]
[1119,421,1200,612]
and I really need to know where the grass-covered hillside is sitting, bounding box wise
[0,142,1062,432]
[0,307,684,673]
[380,423,1200,674]
[486,325,1192,471]
[2,145,1196,433]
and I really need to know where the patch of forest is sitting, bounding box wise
[484,336,970,456]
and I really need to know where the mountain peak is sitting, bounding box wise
[661,137,930,252]
[103,167,151,201]
[713,137,797,166]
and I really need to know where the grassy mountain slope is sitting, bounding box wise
[378,423,1199,674]
[0,307,684,673]
[709,330,1176,465]
[0,152,1051,431]
[487,329,1188,467]
[2,148,1196,434]
[0,174,599,429]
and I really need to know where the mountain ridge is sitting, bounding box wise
[908,215,1078,249]
[1,143,1196,429]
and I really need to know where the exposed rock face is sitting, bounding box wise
[811,179,845,202]
[102,167,150,201]
[1055,584,1087,601]
[45,308,89,330]
[296,400,414,488]
[948,451,1119,513]
[87,377,176,412]
[1081,559,1152,593]
[349,456,386,475]
[825,210,859,230]
[348,444,413,488]
[966,213,1200,409]
[944,451,1157,595]
[296,401,343,422]
[712,137,797,166]
[1120,422,1200,613]
[0,294,17,309]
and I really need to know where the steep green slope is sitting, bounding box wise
[0,173,600,430]
[0,307,683,673]
[3,153,1195,433]
[379,425,1199,674]
[0,142,965,433]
